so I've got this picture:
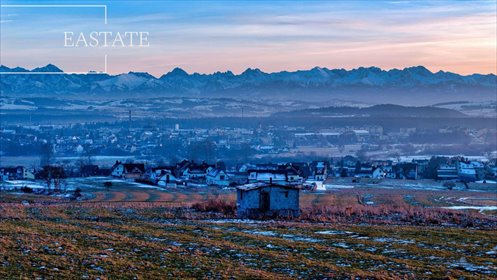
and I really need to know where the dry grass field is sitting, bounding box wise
[0,181,496,279]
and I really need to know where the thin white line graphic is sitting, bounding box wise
[0,4,108,74]
[1,5,107,24]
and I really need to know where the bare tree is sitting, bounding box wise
[38,166,66,193]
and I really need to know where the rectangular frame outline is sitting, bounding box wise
[0,4,108,75]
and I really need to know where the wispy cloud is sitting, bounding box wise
[0,0,495,75]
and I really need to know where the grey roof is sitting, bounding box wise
[236,182,301,191]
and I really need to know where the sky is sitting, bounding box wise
[0,0,496,76]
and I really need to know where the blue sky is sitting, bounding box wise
[1,0,495,75]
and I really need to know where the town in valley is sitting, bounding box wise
[1,0,496,277]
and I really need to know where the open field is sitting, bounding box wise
[1,180,497,279]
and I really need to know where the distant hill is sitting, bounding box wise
[1,64,495,105]
[272,104,467,118]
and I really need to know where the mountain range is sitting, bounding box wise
[273,104,467,118]
[1,64,495,105]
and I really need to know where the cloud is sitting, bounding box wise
[0,0,495,75]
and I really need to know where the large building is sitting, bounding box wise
[437,164,458,180]
[457,161,484,182]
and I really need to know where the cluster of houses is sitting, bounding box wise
[108,160,329,189]
[437,160,493,182]
[0,166,35,181]
[2,157,496,188]
[235,158,497,219]
[85,159,422,187]
[2,158,496,219]
[337,159,419,180]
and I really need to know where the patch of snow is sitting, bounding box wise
[442,206,497,213]
[372,237,416,245]
[204,219,272,224]
[325,184,355,189]
[475,180,496,184]
[449,257,493,273]
[2,180,46,190]
[315,230,354,235]
[333,242,350,249]
[129,182,163,190]
[486,246,497,255]
[245,230,277,237]
[281,234,321,243]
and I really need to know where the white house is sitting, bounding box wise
[248,170,287,184]
[437,164,458,180]
[182,166,214,180]
[382,166,397,179]
[206,169,230,186]
[146,166,176,183]
[457,161,484,182]
[111,162,145,179]
[309,161,328,181]
[157,171,178,187]
[372,167,386,179]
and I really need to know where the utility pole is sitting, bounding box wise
[128,110,131,132]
